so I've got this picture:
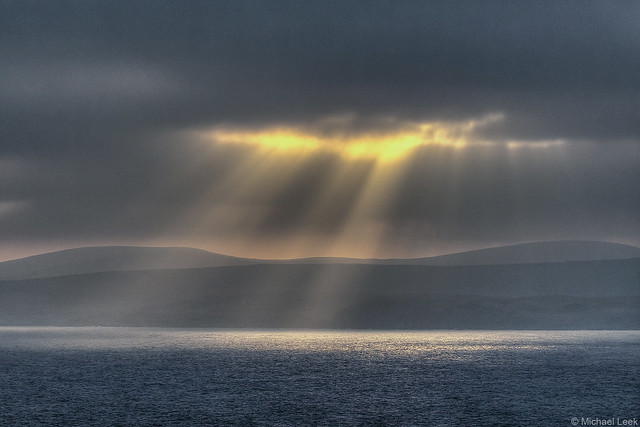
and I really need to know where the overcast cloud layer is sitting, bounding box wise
[1,1,639,260]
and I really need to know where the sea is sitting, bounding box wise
[0,328,637,426]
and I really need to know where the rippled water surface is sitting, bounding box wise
[1,328,638,426]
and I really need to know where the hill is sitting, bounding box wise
[383,241,640,266]
[0,258,638,329]
[2,241,639,280]
[0,246,256,280]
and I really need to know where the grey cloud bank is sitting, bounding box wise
[1,1,638,259]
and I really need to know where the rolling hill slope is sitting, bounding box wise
[0,246,257,280]
[1,257,638,329]
[2,241,639,280]
[375,241,640,266]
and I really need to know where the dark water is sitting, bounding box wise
[0,329,638,426]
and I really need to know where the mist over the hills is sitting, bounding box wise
[1,242,638,329]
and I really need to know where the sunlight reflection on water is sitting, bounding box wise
[0,328,638,426]
[1,327,637,354]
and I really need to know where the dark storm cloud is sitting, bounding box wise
[0,1,639,254]
[2,1,639,140]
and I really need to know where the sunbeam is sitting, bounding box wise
[161,115,591,261]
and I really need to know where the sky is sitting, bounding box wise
[1,1,639,261]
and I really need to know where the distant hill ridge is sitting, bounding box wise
[1,257,638,329]
[1,241,639,329]
[0,240,639,280]
[0,246,257,280]
[373,241,640,266]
